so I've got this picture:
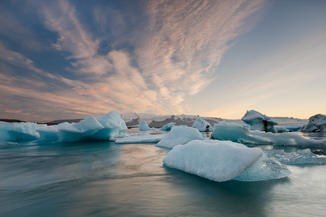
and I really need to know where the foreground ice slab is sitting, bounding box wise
[163,140,290,182]
[139,121,153,131]
[300,114,326,132]
[242,110,278,132]
[212,122,326,147]
[160,122,176,131]
[156,126,203,149]
[264,149,326,165]
[115,133,166,144]
[37,111,127,143]
[192,118,213,132]
[0,121,45,141]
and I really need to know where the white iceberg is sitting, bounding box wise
[156,126,203,149]
[163,140,290,182]
[139,121,153,131]
[0,121,45,141]
[242,110,278,133]
[160,122,176,131]
[37,111,127,143]
[300,114,326,132]
[115,133,166,144]
[192,118,213,132]
[211,122,326,147]
[264,149,326,165]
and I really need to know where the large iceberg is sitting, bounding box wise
[242,110,278,133]
[192,118,213,132]
[0,121,45,141]
[160,122,176,131]
[300,114,326,132]
[211,122,326,147]
[264,149,326,165]
[37,111,127,143]
[156,126,203,149]
[163,140,290,182]
[138,121,153,131]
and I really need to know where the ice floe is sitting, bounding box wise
[242,110,278,133]
[37,111,127,143]
[300,114,326,132]
[115,133,166,144]
[0,121,45,141]
[192,118,213,132]
[263,149,326,165]
[163,140,290,182]
[156,126,203,149]
[211,122,326,147]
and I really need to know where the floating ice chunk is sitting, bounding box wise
[156,126,203,149]
[192,118,213,132]
[160,122,176,131]
[264,149,326,165]
[0,121,45,141]
[37,111,127,143]
[115,134,166,144]
[275,126,289,133]
[164,140,290,182]
[300,114,326,132]
[139,121,153,131]
[242,110,278,132]
[212,122,326,147]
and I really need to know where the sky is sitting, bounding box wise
[0,0,325,122]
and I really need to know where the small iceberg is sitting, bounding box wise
[192,118,213,132]
[115,133,166,144]
[37,111,127,143]
[300,114,326,132]
[163,140,290,182]
[242,110,278,133]
[0,121,46,141]
[156,126,203,149]
[160,122,176,131]
[211,122,326,147]
[139,121,153,131]
[264,149,326,165]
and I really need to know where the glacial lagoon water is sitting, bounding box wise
[1,130,326,217]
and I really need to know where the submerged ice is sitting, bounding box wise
[163,140,290,182]
[37,111,127,143]
[192,118,213,132]
[212,122,326,147]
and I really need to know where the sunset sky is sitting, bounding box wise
[0,0,325,122]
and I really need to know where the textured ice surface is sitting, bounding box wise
[233,153,291,181]
[163,140,290,182]
[275,126,289,133]
[115,134,166,144]
[139,121,153,131]
[156,126,203,149]
[160,122,176,131]
[192,118,213,132]
[0,121,45,141]
[264,149,326,165]
[301,114,326,132]
[212,122,326,147]
[242,110,278,132]
[37,111,127,143]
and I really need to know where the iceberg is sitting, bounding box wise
[300,114,326,132]
[192,118,213,132]
[37,111,127,143]
[211,122,326,147]
[242,110,278,133]
[115,133,166,144]
[160,122,176,131]
[139,121,153,131]
[0,121,45,141]
[264,149,326,165]
[156,126,203,149]
[163,140,290,182]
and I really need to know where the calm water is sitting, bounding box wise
[0,131,326,217]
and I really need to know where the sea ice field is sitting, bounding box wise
[1,128,326,217]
